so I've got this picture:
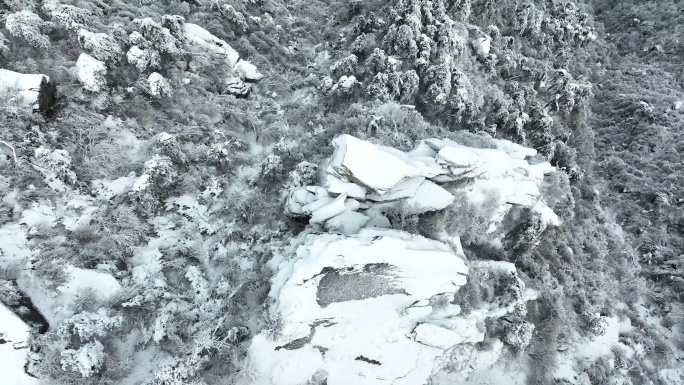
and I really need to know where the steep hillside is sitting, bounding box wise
[0,0,682,385]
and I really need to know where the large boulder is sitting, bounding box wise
[285,134,557,236]
[248,229,536,385]
[0,69,56,114]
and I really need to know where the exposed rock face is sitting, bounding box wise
[248,229,536,385]
[286,134,557,236]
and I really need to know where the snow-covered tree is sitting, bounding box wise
[78,30,122,64]
[148,72,173,98]
[76,53,107,92]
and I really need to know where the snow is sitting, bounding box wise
[92,174,137,200]
[75,53,106,92]
[58,267,122,299]
[332,75,357,91]
[471,37,491,57]
[0,304,37,385]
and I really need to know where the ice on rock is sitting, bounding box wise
[302,196,334,215]
[365,177,425,202]
[404,180,455,213]
[413,323,470,349]
[286,134,556,235]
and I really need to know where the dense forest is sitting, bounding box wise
[0,0,682,384]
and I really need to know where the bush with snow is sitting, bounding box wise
[148,72,173,98]
[34,147,77,185]
[5,10,50,50]
[502,321,535,350]
[60,340,106,377]
[78,30,122,63]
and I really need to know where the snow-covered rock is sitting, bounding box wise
[248,229,537,385]
[184,22,263,92]
[0,304,37,385]
[234,59,263,81]
[327,134,425,195]
[0,69,55,113]
[286,134,556,235]
[184,23,240,67]
[224,76,251,96]
[250,229,469,385]
[76,53,107,92]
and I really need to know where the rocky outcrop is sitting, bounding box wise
[248,229,536,385]
[286,134,558,236]
[0,69,56,114]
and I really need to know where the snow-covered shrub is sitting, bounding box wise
[78,30,122,63]
[130,155,178,213]
[330,54,358,78]
[44,4,93,32]
[258,154,284,190]
[148,72,173,98]
[285,161,318,189]
[5,10,50,50]
[0,280,21,306]
[60,340,106,377]
[127,45,159,72]
[584,312,609,337]
[59,308,123,341]
[502,321,535,350]
[157,133,186,164]
[0,32,9,54]
[211,1,248,34]
[76,53,107,92]
[34,147,77,185]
